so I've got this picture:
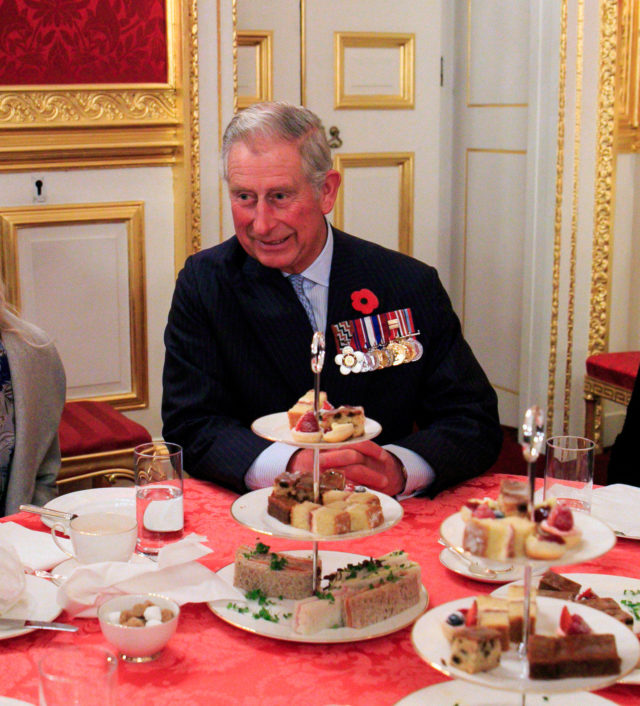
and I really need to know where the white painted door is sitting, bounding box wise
[449,0,530,427]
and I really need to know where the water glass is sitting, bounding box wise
[134,441,184,555]
[39,645,117,705]
[544,436,595,513]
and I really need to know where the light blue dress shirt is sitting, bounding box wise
[244,222,434,498]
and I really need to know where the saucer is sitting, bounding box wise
[439,548,546,584]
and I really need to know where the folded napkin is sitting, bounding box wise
[0,543,26,614]
[591,484,640,537]
[0,522,72,570]
[58,533,246,617]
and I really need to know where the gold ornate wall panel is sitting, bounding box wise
[333,153,414,255]
[0,202,148,410]
[616,0,640,151]
[236,31,273,109]
[334,32,415,109]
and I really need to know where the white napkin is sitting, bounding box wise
[58,533,246,617]
[0,522,72,570]
[591,484,640,537]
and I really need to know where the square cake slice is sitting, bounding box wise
[527,633,621,680]
[449,627,502,674]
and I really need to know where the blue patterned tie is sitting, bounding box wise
[289,274,318,331]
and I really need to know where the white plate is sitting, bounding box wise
[394,681,616,705]
[393,681,616,705]
[41,487,136,530]
[440,511,616,568]
[230,487,403,540]
[209,550,428,643]
[493,573,640,684]
[411,596,639,693]
[0,698,36,706]
[439,548,547,584]
[251,411,381,448]
[0,575,62,640]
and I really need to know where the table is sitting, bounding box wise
[1,474,639,705]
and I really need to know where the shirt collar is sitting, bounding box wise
[281,219,333,287]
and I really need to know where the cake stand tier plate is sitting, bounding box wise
[440,511,616,569]
[230,486,403,541]
[393,682,617,705]
[251,411,381,448]
[209,550,428,644]
[493,572,640,684]
[411,595,639,693]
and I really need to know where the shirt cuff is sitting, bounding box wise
[384,444,435,499]
[244,442,296,490]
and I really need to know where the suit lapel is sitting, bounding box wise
[238,257,318,397]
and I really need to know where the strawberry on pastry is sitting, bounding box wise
[558,605,592,636]
[540,505,581,548]
[291,410,323,443]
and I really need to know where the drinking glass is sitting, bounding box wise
[134,441,184,555]
[544,436,595,513]
[39,645,117,705]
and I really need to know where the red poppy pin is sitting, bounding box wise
[351,288,379,315]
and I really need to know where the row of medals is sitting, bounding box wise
[339,334,423,374]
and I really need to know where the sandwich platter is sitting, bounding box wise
[208,550,428,644]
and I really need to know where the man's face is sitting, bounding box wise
[227,138,340,274]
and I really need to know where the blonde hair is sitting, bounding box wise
[0,279,51,347]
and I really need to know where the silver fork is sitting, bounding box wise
[438,539,514,578]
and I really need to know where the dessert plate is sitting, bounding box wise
[411,596,639,693]
[393,681,616,705]
[0,698,37,706]
[209,550,428,643]
[41,487,136,531]
[440,511,616,568]
[251,411,381,448]
[230,486,403,540]
[439,548,546,584]
[493,573,640,684]
[0,576,62,640]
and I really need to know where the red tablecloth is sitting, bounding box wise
[1,474,639,705]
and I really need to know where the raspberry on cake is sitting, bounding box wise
[287,390,329,428]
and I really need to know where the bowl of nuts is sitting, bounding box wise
[97,593,180,662]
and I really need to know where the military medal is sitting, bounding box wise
[331,303,422,374]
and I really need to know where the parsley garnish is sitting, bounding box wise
[226,602,250,614]
[270,554,288,571]
[245,589,275,606]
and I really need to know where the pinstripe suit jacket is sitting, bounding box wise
[162,229,501,496]
[2,312,66,515]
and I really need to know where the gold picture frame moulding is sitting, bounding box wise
[335,32,415,109]
[237,31,273,110]
[0,202,148,411]
[333,152,414,255]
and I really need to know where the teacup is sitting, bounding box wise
[51,512,137,564]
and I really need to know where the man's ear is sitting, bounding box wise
[319,169,341,214]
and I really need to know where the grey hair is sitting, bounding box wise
[221,101,332,192]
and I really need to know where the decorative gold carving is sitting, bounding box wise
[187,0,202,254]
[589,0,617,354]
[546,0,568,438]
[0,202,148,411]
[333,152,414,255]
[237,31,273,109]
[584,373,631,448]
[562,0,585,434]
[0,0,186,171]
[334,32,415,109]
[584,376,633,406]
[0,90,177,125]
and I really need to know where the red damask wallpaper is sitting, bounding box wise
[0,0,168,85]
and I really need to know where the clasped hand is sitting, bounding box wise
[287,440,405,497]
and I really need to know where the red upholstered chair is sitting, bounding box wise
[584,351,640,450]
[57,400,152,491]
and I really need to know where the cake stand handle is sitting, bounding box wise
[310,332,325,594]
[518,406,545,682]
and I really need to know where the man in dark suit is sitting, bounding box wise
[607,369,640,486]
[162,102,502,498]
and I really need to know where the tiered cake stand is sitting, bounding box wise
[208,411,428,643]
[411,409,638,700]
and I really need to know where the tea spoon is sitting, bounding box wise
[438,539,514,577]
